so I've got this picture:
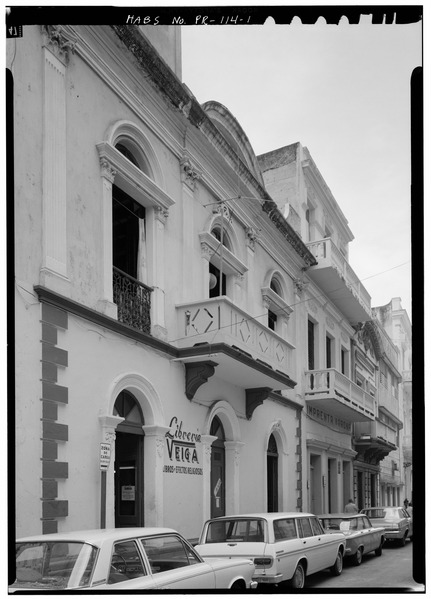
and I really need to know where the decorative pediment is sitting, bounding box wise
[199,231,248,276]
[261,286,293,320]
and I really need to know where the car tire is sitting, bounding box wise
[399,533,407,547]
[375,540,383,556]
[351,547,363,566]
[290,562,305,589]
[330,550,343,576]
[230,580,246,591]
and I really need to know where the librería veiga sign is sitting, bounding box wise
[163,416,203,475]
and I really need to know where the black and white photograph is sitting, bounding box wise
[6,2,424,593]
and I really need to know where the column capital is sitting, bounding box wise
[41,25,77,65]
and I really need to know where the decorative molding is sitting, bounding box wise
[99,157,117,183]
[184,361,218,400]
[245,226,260,251]
[154,206,169,224]
[41,25,77,65]
[96,142,175,211]
[261,286,293,321]
[326,317,335,331]
[180,154,201,190]
[293,276,309,295]
[199,231,248,276]
[245,387,272,420]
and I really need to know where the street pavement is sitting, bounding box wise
[256,539,424,593]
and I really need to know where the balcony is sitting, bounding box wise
[174,297,296,392]
[113,267,152,334]
[306,238,372,324]
[354,419,398,463]
[304,369,375,422]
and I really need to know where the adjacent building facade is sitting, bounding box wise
[10,24,412,541]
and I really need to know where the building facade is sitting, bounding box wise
[373,299,413,505]
[10,24,411,541]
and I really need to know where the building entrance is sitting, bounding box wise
[267,434,278,512]
[210,417,225,518]
[113,390,145,527]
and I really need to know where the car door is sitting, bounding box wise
[308,517,336,573]
[140,534,216,590]
[273,518,304,581]
[297,517,327,575]
[401,508,413,537]
[361,516,377,552]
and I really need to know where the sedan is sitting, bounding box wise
[319,513,385,566]
[360,507,412,546]
[10,527,258,591]
[194,512,346,589]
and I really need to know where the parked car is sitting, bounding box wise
[360,507,413,546]
[319,513,385,565]
[194,512,346,589]
[10,527,258,591]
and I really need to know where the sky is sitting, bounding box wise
[181,12,422,321]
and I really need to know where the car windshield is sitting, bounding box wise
[321,518,358,531]
[11,541,98,589]
[205,519,265,543]
[365,508,402,519]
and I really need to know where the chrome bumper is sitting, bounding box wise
[253,573,283,584]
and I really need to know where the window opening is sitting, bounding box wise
[209,262,226,298]
[267,434,279,513]
[308,320,315,370]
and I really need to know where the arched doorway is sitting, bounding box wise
[210,417,225,518]
[267,434,279,512]
[114,390,145,527]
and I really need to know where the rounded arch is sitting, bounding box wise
[104,120,165,188]
[264,420,289,456]
[204,400,241,442]
[202,101,264,186]
[108,372,165,427]
[263,269,290,302]
[205,212,243,261]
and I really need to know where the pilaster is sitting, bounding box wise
[142,424,170,526]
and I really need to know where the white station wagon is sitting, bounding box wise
[195,512,346,589]
[10,528,257,591]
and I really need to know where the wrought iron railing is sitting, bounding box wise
[113,267,152,334]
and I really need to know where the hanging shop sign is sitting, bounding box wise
[163,416,203,475]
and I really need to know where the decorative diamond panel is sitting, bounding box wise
[275,342,286,364]
[239,318,251,344]
[191,307,215,335]
[258,330,269,353]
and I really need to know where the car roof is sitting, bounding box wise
[319,513,364,519]
[206,512,315,522]
[16,527,179,545]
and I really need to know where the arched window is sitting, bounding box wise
[267,434,279,512]
[210,417,226,518]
